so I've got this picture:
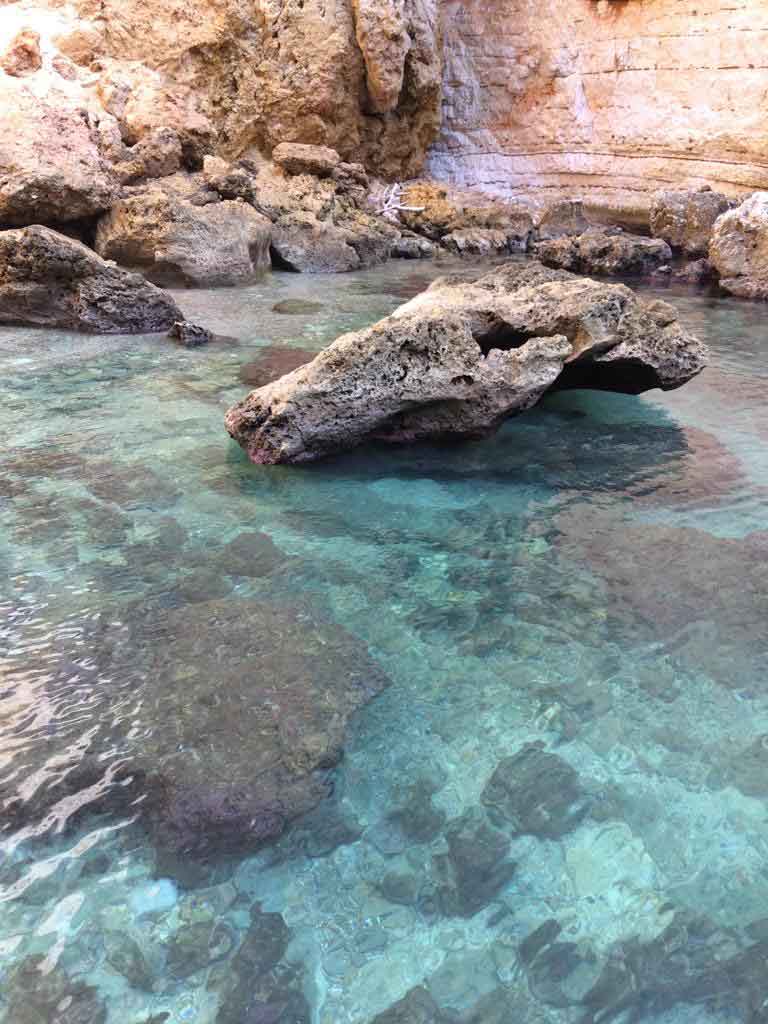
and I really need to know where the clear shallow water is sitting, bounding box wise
[1,262,767,1024]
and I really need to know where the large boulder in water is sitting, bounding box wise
[0,225,182,333]
[535,227,672,276]
[225,262,708,464]
[709,191,768,299]
[649,186,733,257]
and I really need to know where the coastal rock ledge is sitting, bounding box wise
[225,262,708,464]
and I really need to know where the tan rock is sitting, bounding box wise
[709,192,768,299]
[0,77,117,225]
[431,0,768,212]
[442,228,513,256]
[536,228,672,277]
[273,143,340,178]
[538,200,591,240]
[1,28,42,77]
[400,181,534,245]
[95,190,272,286]
[650,187,733,256]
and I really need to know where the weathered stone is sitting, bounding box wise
[709,191,768,299]
[0,77,116,225]
[225,261,707,464]
[1,28,42,77]
[273,143,340,178]
[392,235,436,259]
[95,191,272,285]
[649,186,733,256]
[400,181,533,245]
[481,743,587,838]
[0,225,182,334]
[537,199,590,240]
[536,227,672,276]
[442,228,513,256]
[115,127,184,184]
[433,806,515,918]
[168,321,213,347]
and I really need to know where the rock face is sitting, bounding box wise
[400,181,534,248]
[0,225,183,333]
[0,77,117,225]
[708,192,768,299]
[536,228,672,277]
[95,190,272,285]
[2,0,442,183]
[225,261,707,464]
[650,187,733,256]
[273,143,340,178]
[430,0,768,220]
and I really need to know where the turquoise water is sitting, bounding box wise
[1,260,767,1023]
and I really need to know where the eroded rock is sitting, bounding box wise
[95,190,272,285]
[0,77,116,225]
[709,191,768,299]
[273,143,340,178]
[0,225,182,333]
[1,27,42,77]
[650,186,732,256]
[225,261,707,464]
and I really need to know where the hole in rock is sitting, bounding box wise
[472,316,537,355]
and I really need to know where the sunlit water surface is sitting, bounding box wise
[1,260,767,1024]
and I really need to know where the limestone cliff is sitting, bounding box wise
[0,0,442,180]
[429,0,768,223]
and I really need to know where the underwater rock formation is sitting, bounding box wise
[0,224,182,333]
[225,261,708,464]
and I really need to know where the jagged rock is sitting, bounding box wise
[481,743,588,838]
[168,321,213,347]
[536,227,672,276]
[392,234,436,259]
[442,228,514,256]
[114,127,184,184]
[537,199,591,240]
[400,181,534,246]
[1,28,42,77]
[650,186,733,256]
[95,191,272,285]
[0,77,116,225]
[273,143,340,178]
[225,261,707,464]
[709,191,768,299]
[202,155,256,202]
[674,258,714,284]
[0,225,182,333]
[253,166,397,273]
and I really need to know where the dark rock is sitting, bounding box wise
[391,235,435,259]
[378,870,422,906]
[166,920,238,979]
[387,777,447,843]
[481,743,588,838]
[271,299,325,315]
[371,986,445,1024]
[239,347,316,388]
[219,531,285,577]
[0,225,182,334]
[433,807,515,918]
[169,321,213,347]
[105,932,155,991]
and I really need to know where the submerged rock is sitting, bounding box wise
[168,321,213,347]
[432,806,516,918]
[709,191,768,299]
[536,227,672,276]
[239,347,316,387]
[0,225,182,333]
[650,186,732,256]
[225,261,707,464]
[5,955,107,1024]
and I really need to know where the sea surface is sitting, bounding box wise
[1,258,767,1024]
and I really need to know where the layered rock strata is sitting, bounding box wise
[225,261,707,464]
[430,0,768,221]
